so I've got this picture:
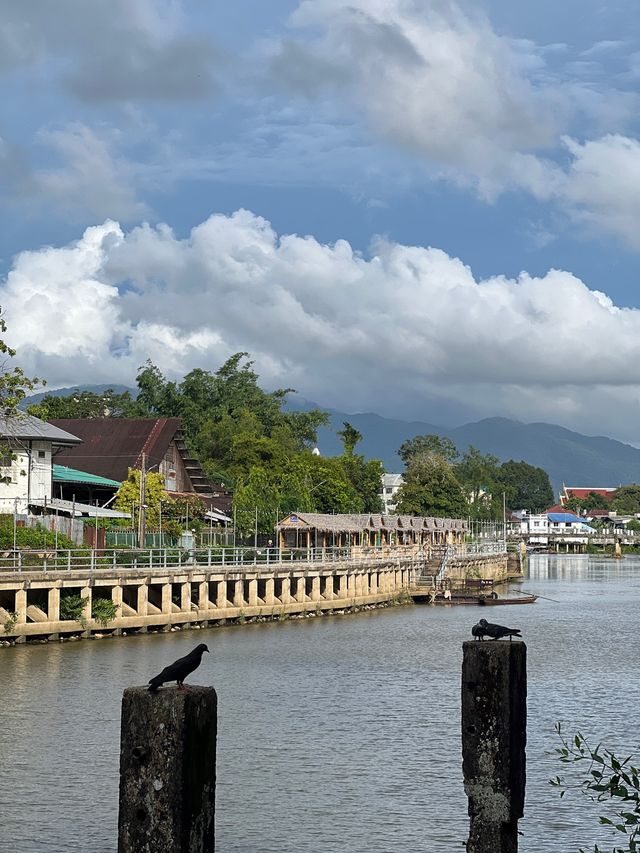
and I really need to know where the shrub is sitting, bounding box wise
[92,597,117,626]
[60,593,84,621]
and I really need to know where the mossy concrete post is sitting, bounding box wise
[462,640,526,853]
[118,685,217,853]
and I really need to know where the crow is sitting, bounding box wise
[148,643,209,692]
[477,618,521,641]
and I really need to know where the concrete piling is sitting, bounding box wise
[461,640,526,853]
[118,685,217,853]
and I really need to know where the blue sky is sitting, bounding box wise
[3,1,640,442]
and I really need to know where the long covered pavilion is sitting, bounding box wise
[276,512,467,551]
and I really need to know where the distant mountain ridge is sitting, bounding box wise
[24,386,640,494]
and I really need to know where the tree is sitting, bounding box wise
[0,314,38,417]
[455,446,501,520]
[395,453,468,518]
[27,388,138,419]
[337,422,362,456]
[398,434,458,466]
[114,470,207,530]
[612,485,640,514]
[495,460,554,512]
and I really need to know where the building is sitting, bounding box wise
[52,464,122,505]
[559,486,617,506]
[547,512,596,535]
[276,512,467,551]
[0,414,129,529]
[380,473,403,513]
[48,417,232,516]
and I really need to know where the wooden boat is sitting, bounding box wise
[478,593,537,606]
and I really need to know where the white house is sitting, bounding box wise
[0,415,82,513]
[380,473,404,513]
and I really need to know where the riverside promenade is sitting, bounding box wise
[0,543,510,644]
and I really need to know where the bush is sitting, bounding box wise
[0,514,76,550]
[59,593,84,621]
[92,597,117,626]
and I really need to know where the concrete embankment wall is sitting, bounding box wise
[0,560,414,644]
[447,554,513,584]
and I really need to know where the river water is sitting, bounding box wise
[1,554,638,853]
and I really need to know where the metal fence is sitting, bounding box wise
[0,538,507,574]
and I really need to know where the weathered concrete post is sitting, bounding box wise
[118,686,217,853]
[462,640,526,853]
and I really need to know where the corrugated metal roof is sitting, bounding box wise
[52,464,121,487]
[49,418,182,482]
[30,497,130,519]
[0,415,81,445]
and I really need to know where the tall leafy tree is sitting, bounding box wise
[398,433,459,465]
[395,453,467,518]
[337,422,362,456]
[495,460,554,512]
[455,446,501,520]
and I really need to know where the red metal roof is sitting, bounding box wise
[49,418,182,483]
[561,487,616,503]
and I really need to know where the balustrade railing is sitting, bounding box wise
[0,538,507,575]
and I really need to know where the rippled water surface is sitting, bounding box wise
[1,554,639,852]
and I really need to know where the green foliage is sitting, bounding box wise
[626,519,640,533]
[337,422,362,456]
[27,388,139,419]
[398,434,458,465]
[3,611,17,634]
[494,459,554,513]
[60,593,84,622]
[612,486,640,514]
[566,492,612,514]
[91,597,117,626]
[0,515,76,549]
[551,724,640,852]
[395,453,468,518]
[114,470,207,530]
[0,313,39,417]
[455,445,501,520]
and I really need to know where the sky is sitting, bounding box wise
[2,0,640,442]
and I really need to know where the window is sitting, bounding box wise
[0,454,12,468]
[38,450,46,459]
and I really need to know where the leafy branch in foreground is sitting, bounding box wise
[551,723,640,853]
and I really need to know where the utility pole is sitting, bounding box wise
[138,452,146,549]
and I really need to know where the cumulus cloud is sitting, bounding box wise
[268,0,640,244]
[0,0,218,101]
[5,208,640,440]
[271,0,565,195]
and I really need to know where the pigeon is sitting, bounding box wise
[471,621,486,640]
[476,618,521,641]
[148,643,209,692]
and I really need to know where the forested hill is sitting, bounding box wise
[24,386,640,493]
[302,406,640,494]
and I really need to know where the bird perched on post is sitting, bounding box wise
[472,618,521,641]
[148,643,209,692]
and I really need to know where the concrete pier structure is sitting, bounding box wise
[0,558,414,642]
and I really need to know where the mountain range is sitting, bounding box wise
[24,385,640,494]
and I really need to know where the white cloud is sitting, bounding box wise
[561,134,640,247]
[271,0,566,195]
[5,208,640,440]
[33,124,150,222]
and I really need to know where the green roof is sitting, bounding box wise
[53,464,121,488]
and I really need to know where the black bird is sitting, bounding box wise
[477,617,521,641]
[471,621,486,640]
[148,643,209,692]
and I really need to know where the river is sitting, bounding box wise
[1,554,638,852]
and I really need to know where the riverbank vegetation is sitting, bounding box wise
[28,352,554,529]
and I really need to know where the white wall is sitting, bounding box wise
[0,441,53,514]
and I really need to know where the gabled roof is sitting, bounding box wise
[276,512,467,532]
[0,414,81,446]
[49,418,182,483]
[562,487,617,502]
[548,512,585,523]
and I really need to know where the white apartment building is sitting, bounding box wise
[380,473,404,514]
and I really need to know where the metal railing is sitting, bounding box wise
[0,544,423,574]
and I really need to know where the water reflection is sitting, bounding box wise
[0,554,638,852]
